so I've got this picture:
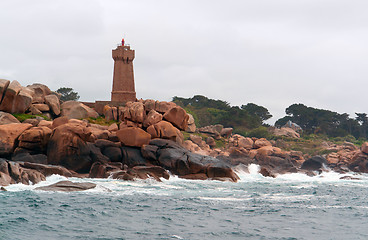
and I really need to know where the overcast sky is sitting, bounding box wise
[1,0,368,123]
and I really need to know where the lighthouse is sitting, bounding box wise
[111,39,136,102]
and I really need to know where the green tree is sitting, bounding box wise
[276,103,365,139]
[172,95,271,132]
[56,87,80,102]
[241,103,272,122]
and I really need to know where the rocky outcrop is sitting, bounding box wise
[61,101,99,119]
[155,101,176,113]
[47,122,93,173]
[186,113,196,133]
[147,121,183,144]
[0,79,10,101]
[45,94,61,116]
[125,101,145,123]
[13,87,34,113]
[20,162,73,177]
[116,127,151,147]
[198,124,223,138]
[271,127,300,138]
[143,110,162,127]
[142,139,239,182]
[17,126,52,153]
[27,83,52,103]
[0,80,22,113]
[163,106,189,130]
[0,159,75,186]
[35,180,96,192]
[254,138,272,149]
[0,111,20,125]
[0,123,33,157]
[301,156,328,171]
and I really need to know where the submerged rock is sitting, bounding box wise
[35,180,96,192]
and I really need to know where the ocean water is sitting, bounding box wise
[1,164,368,240]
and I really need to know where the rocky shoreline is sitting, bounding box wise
[1,80,368,190]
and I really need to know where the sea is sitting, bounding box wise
[1,164,368,240]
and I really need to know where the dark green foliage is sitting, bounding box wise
[241,103,272,122]
[173,95,271,133]
[56,87,80,102]
[276,103,367,139]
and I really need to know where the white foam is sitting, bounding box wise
[3,164,368,194]
[233,164,368,184]
[5,174,68,192]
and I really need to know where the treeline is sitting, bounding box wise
[276,103,368,139]
[173,95,368,141]
[173,95,272,136]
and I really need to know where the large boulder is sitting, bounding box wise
[142,139,239,182]
[18,126,52,153]
[89,161,123,178]
[301,156,327,171]
[198,124,223,137]
[147,121,183,144]
[348,152,368,173]
[0,123,33,156]
[116,127,151,147]
[95,139,122,162]
[45,94,61,116]
[33,104,50,112]
[35,180,96,192]
[272,127,300,138]
[13,87,34,113]
[236,135,254,149]
[126,102,145,123]
[61,101,99,119]
[143,109,162,127]
[28,104,43,115]
[121,146,149,166]
[47,122,93,173]
[220,127,233,138]
[103,105,118,121]
[21,162,73,177]
[0,111,20,125]
[155,101,176,114]
[27,83,52,103]
[0,79,10,100]
[88,126,109,141]
[111,166,170,182]
[361,142,368,154]
[254,138,272,149]
[163,107,189,131]
[143,99,156,112]
[52,116,69,129]
[185,113,196,133]
[0,80,22,113]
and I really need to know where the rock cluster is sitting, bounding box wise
[0,111,239,186]
[104,100,189,145]
[0,80,60,117]
[1,80,368,187]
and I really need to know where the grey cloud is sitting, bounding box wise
[1,0,368,123]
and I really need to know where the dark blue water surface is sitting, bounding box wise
[1,167,368,240]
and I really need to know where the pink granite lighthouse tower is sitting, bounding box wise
[111,38,136,102]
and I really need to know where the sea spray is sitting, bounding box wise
[1,166,368,239]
